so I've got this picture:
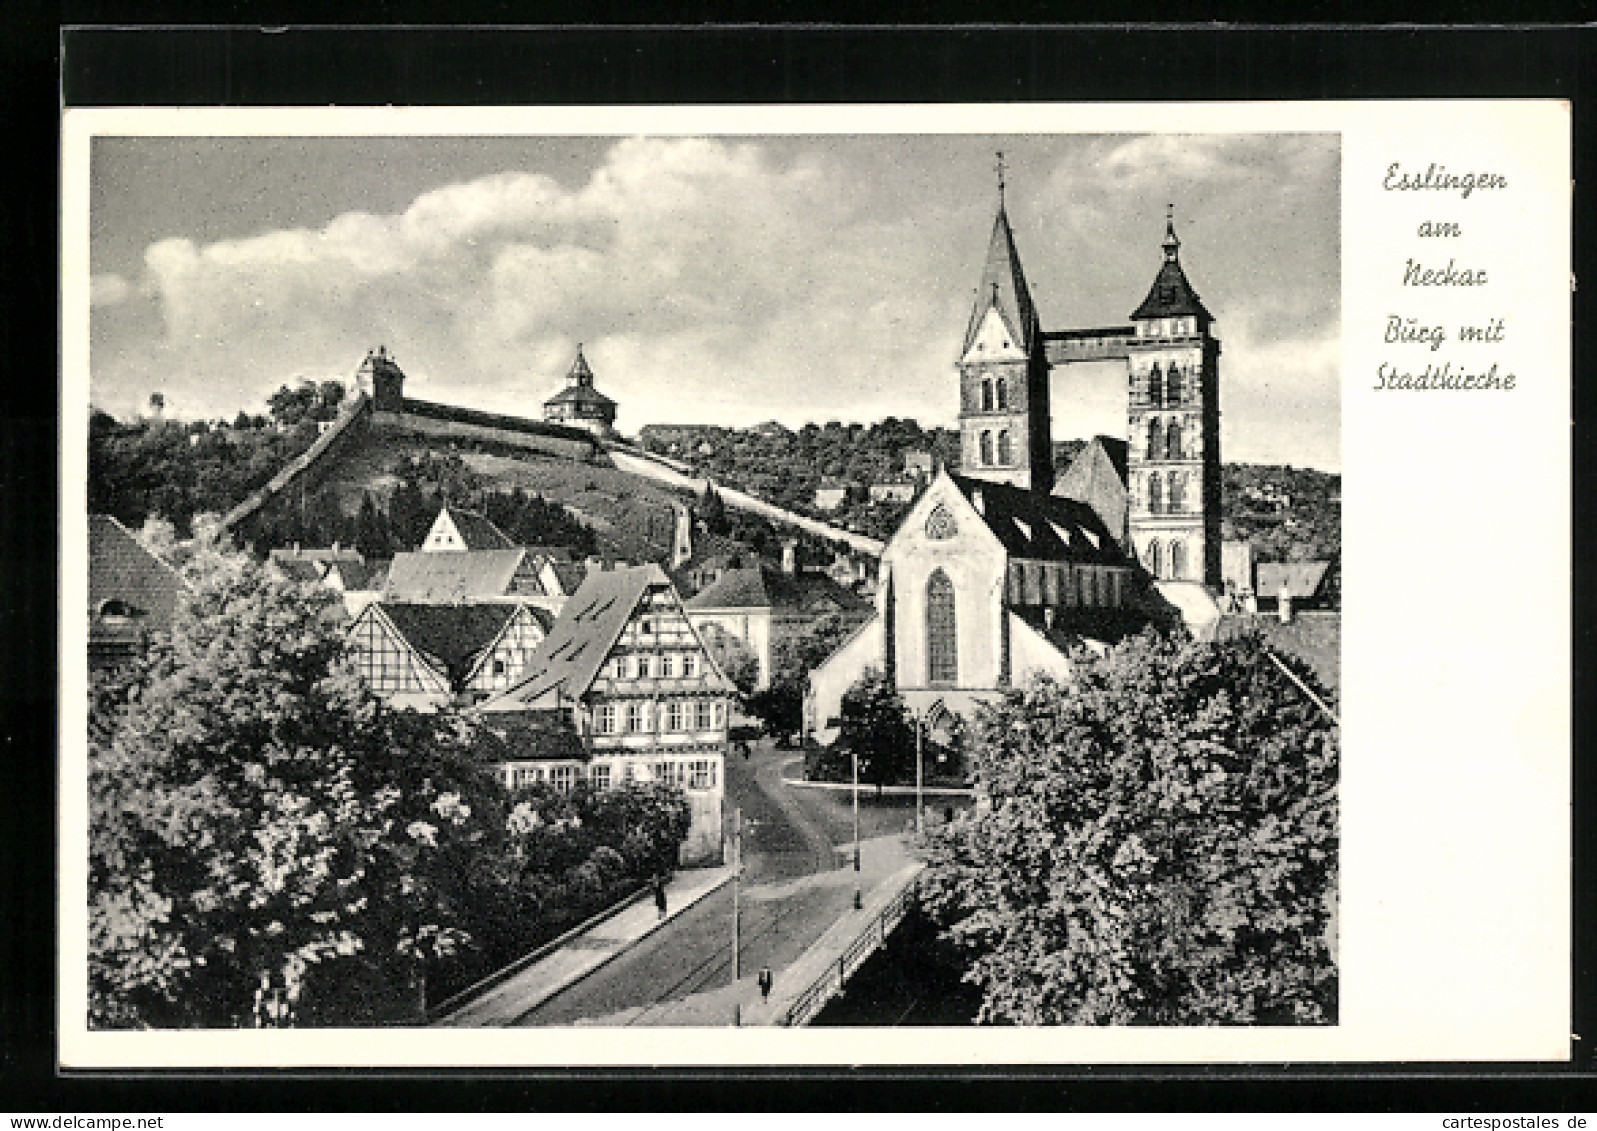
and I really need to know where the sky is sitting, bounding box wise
[88,132,1340,470]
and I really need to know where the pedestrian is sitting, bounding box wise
[758,966,773,1003]
[654,875,668,920]
[739,740,751,760]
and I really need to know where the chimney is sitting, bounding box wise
[781,539,798,575]
[1278,593,1295,624]
[971,488,985,516]
[332,541,341,554]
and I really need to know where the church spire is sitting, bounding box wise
[1131,205,1212,323]
[566,343,595,387]
[961,167,1040,357]
[1162,202,1181,261]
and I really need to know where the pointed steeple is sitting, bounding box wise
[961,169,1041,357]
[1131,206,1212,323]
[566,344,595,387]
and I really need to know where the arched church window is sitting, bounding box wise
[1165,364,1182,406]
[979,430,994,466]
[1148,473,1163,514]
[926,569,958,685]
[995,377,1008,411]
[996,429,1012,465]
[1166,418,1183,461]
[1146,540,1163,578]
[1148,364,1163,406]
[1147,417,1164,461]
[1170,541,1187,580]
[980,378,994,413]
[1169,472,1186,513]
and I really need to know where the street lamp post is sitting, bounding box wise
[851,743,862,910]
[915,713,925,837]
[731,806,742,983]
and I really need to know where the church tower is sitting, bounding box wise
[1126,210,1222,586]
[957,163,1053,493]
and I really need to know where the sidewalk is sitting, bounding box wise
[435,864,733,1027]
[556,834,919,1027]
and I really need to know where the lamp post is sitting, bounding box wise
[731,806,743,983]
[915,712,925,837]
[851,743,862,910]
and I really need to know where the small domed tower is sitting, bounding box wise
[1125,209,1222,586]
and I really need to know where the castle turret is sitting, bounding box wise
[1125,209,1222,586]
[359,345,406,415]
[956,161,1053,493]
[543,344,617,438]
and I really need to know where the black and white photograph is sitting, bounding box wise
[56,92,1571,1073]
[78,127,1342,1035]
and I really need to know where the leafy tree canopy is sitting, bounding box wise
[919,630,1339,1026]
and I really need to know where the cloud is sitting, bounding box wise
[90,273,130,307]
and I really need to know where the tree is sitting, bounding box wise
[697,623,759,699]
[354,492,391,559]
[745,613,857,739]
[837,668,914,794]
[88,529,488,1028]
[918,629,1339,1026]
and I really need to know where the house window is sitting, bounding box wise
[1166,418,1183,461]
[713,702,726,729]
[1170,541,1187,580]
[682,653,699,678]
[1147,541,1164,578]
[996,429,1012,466]
[926,568,958,685]
[659,653,675,679]
[1149,364,1163,406]
[590,763,611,791]
[995,377,1008,411]
[636,654,652,679]
[550,765,578,793]
[666,701,684,731]
[640,619,654,637]
[695,701,714,730]
[979,430,994,466]
[1148,474,1164,515]
[624,703,646,733]
[1165,365,1183,406]
[492,658,506,676]
[689,759,717,790]
[1147,417,1164,461]
[596,704,617,734]
[980,377,994,412]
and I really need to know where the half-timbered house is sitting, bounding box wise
[345,600,553,710]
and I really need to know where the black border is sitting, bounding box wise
[10,19,1593,1112]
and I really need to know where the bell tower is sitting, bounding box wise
[957,155,1053,493]
[1126,208,1222,585]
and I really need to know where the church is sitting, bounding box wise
[806,174,1225,742]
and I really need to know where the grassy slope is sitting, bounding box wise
[313,430,694,562]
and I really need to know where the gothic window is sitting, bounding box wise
[1169,472,1186,513]
[1170,541,1188,580]
[1147,417,1164,461]
[924,502,958,540]
[1147,540,1164,578]
[980,430,994,466]
[926,569,958,685]
[1149,364,1164,406]
[1166,418,1183,461]
[1148,473,1164,515]
[995,377,1009,411]
[996,429,1013,466]
[1165,364,1182,406]
[981,378,994,412]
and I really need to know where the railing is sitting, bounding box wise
[781,879,917,1028]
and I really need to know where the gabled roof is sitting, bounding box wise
[434,507,515,551]
[962,203,1041,356]
[328,559,389,590]
[483,564,728,710]
[1052,435,1130,543]
[945,471,1128,565]
[376,602,551,686]
[385,548,529,602]
[545,383,616,409]
[686,565,872,617]
[272,559,329,584]
[1255,561,1332,599]
[88,515,191,631]
[1130,219,1213,323]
